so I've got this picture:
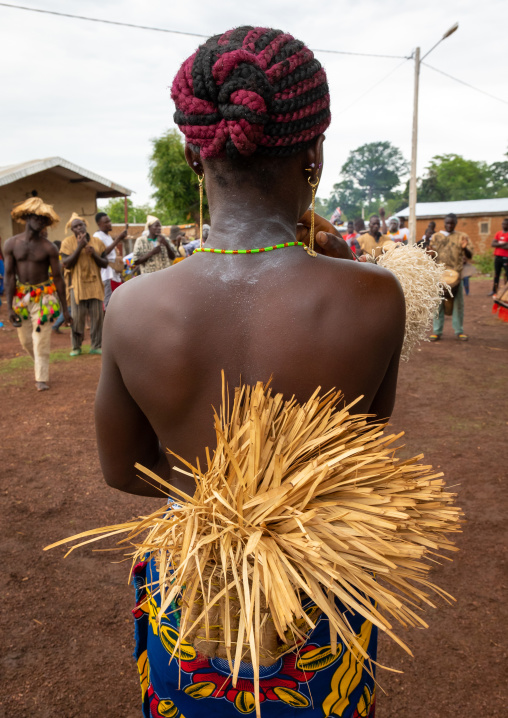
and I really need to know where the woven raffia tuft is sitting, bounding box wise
[376,243,449,360]
[47,375,462,716]
[11,196,60,226]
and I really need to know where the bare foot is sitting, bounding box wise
[36,382,50,391]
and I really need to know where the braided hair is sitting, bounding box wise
[171,26,331,159]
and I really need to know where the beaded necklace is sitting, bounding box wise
[194,241,305,255]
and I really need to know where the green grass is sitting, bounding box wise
[0,344,92,375]
[473,250,494,276]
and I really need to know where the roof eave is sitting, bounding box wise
[0,157,132,196]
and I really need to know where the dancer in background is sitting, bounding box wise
[4,197,71,390]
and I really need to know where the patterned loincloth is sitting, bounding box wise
[13,280,60,331]
[132,557,377,718]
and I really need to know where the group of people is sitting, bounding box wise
[339,209,475,341]
[2,188,500,394]
[342,209,409,258]
[3,200,196,390]
[3,23,497,718]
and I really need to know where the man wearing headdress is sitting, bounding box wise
[132,216,176,274]
[93,212,127,309]
[61,213,108,356]
[4,197,71,391]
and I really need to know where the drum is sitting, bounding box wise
[440,268,460,288]
[440,269,460,315]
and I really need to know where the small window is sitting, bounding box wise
[480,221,489,234]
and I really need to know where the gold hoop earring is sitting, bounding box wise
[304,171,320,257]
[198,174,205,249]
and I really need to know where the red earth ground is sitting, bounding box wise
[0,278,507,718]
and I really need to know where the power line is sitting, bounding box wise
[0,2,209,39]
[0,2,409,59]
[335,57,411,117]
[311,47,408,60]
[422,61,508,107]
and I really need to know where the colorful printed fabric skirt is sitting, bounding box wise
[13,280,60,329]
[133,557,377,718]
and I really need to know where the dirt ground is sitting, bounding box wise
[0,278,507,718]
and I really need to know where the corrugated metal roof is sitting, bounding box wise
[397,198,508,218]
[0,157,132,197]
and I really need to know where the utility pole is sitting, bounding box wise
[407,23,458,246]
[408,47,420,246]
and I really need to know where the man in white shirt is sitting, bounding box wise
[386,217,408,243]
[94,213,127,309]
[398,216,409,242]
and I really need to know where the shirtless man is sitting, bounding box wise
[5,197,71,391]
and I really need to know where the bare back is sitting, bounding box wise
[96,249,405,496]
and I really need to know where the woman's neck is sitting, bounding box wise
[206,199,300,251]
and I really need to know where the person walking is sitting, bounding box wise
[93,212,127,309]
[61,213,108,356]
[4,197,71,390]
[429,213,473,341]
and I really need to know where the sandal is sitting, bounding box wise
[456,333,468,341]
[429,334,441,342]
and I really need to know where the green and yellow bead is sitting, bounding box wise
[194,241,305,255]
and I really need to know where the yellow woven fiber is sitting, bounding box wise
[47,374,462,717]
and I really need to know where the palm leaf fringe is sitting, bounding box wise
[47,376,462,717]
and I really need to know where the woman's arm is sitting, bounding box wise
[95,298,170,497]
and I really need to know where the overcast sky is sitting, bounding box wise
[1,0,506,209]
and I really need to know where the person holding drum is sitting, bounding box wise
[429,212,473,341]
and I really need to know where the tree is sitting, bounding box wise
[314,196,333,220]
[489,148,508,198]
[149,129,209,224]
[100,198,154,225]
[418,154,492,202]
[340,141,409,206]
[326,180,365,221]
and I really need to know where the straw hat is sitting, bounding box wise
[65,212,88,232]
[11,197,60,226]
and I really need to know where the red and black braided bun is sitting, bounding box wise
[171,26,331,159]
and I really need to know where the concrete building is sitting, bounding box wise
[0,157,132,248]
[397,198,508,252]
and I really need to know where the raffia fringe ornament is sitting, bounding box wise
[47,376,462,716]
[373,243,450,360]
